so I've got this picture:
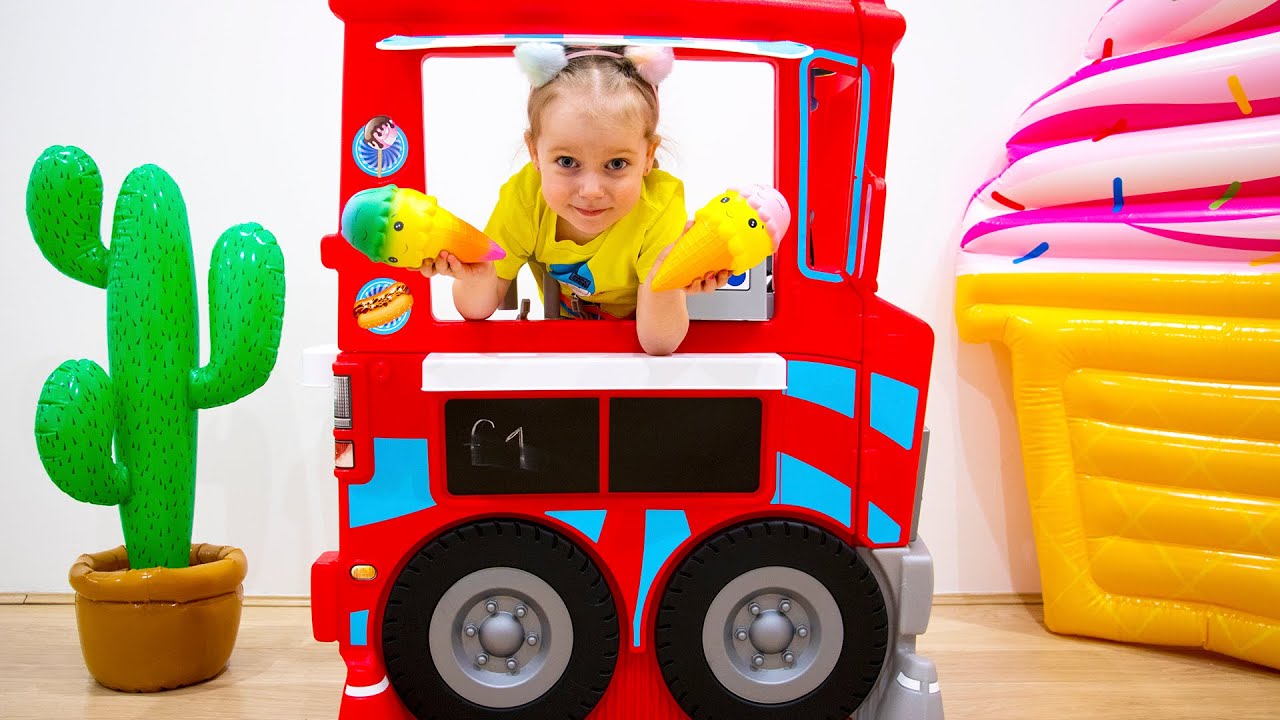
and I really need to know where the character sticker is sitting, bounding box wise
[352,115,408,178]
[353,278,412,334]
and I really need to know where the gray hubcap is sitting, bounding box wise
[428,567,573,708]
[702,566,843,704]
[749,610,796,654]
[478,612,525,657]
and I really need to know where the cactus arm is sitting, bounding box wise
[189,223,286,410]
[35,360,131,505]
[26,146,110,289]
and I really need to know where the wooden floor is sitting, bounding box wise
[1,601,1276,719]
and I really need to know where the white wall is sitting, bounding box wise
[0,0,1112,595]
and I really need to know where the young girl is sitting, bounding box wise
[420,43,730,355]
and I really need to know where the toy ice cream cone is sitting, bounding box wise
[651,185,790,292]
[341,186,505,269]
[956,1,1280,669]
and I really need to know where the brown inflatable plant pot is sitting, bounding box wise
[68,544,248,692]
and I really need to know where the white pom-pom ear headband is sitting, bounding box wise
[514,43,570,87]
[513,43,675,88]
[623,46,675,86]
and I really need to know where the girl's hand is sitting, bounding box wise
[646,240,731,295]
[419,251,495,280]
[684,270,731,295]
[645,221,727,294]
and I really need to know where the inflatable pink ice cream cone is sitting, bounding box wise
[955,0,1280,668]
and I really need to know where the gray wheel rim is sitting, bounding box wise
[428,567,573,708]
[701,565,843,705]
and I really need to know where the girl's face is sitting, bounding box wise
[528,91,657,243]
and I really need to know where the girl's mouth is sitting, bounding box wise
[575,206,607,217]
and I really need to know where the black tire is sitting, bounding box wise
[655,520,888,720]
[382,520,619,719]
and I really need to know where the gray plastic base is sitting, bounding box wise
[851,539,945,720]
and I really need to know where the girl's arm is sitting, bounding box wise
[637,245,730,356]
[454,270,510,320]
[636,282,688,356]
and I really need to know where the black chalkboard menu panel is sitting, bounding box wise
[608,398,761,493]
[445,398,599,495]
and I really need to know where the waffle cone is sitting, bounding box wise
[651,221,740,291]
[957,270,1280,668]
[431,206,506,264]
[651,190,777,292]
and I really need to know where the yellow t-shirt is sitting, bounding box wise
[484,163,687,319]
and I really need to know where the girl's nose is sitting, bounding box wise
[578,175,605,199]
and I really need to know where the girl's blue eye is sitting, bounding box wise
[607,158,628,171]
[556,157,577,169]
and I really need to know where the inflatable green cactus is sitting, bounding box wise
[28,145,285,570]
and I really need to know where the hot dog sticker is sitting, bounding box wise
[354,278,412,334]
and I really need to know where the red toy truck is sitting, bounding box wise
[309,1,942,718]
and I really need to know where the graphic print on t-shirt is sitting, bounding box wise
[548,261,598,298]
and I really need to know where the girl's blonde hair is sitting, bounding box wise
[526,49,661,147]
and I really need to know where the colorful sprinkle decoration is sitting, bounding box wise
[1228,75,1252,115]
[992,191,1026,211]
[1210,181,1242,210]
[1093,38,1114,65]
[1013,242,1049,264]
[1112,177,1124,213]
